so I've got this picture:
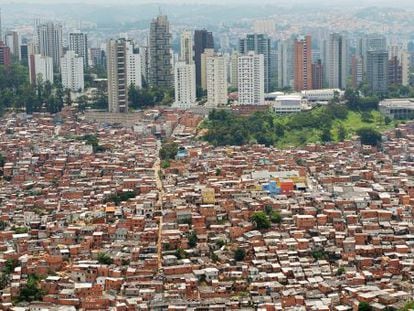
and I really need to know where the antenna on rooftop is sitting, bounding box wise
[158,6,162,16]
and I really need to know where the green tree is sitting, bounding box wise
[77,95,88,113]
[128,84,140,109]
[251,211,271,230]
[400,301,414,311]
[270,211,282,224]
[338,124,347,141]
[321,127,332,142]
[64,88,72,106]
[358,302,372,311]
[14,227,29,234]
[97,253,113,265]
[175,248,187,260]
[361,111,373,123]
[0,153,5,167]
[188,231,198,248]
[336,266,346,276]
[160,142,179,161]
[17,274,44,302]
[356,127,382,146]
[234,248,246,261]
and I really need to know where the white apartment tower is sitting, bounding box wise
[325,33,348,89]
[61,50,84,92]
[69,32,88,68]
[238,52,264,105]
[36,22,63,70]
[126,41,142,89]
[29,54,54,84]
[201,48,215,91]
[206,54,228,107]
[174,62,196,108]
[180,31,194,64]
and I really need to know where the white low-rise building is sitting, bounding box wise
[270,95,308,114]
[379,98,414,119]
[301,88,343,102]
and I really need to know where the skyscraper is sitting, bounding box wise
[69,33,88,68]
[194,29,214,88]
[174,62,196,108]
[360,34,387,74]
[366,50,388,94]
[238,52,265,105]
[239,34,271,93]
[277,39,295,89]
[206,54,227,107]
[61,50,84,92]
[180,31,193,64]
[294,35,313,91]
[149,15,173,88]
[36,22,63,70]
[325,33,348,89]
[107,39,142,113]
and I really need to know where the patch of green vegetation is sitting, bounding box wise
[97,252,114,265]
[104,191,137,206]
[202,101,395,149]
[234,248,246,261]
[160,141,179,161]
[14,226,29,234]
[77,134,107,153]
[17,274,44,302]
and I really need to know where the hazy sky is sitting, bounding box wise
[0,0,413,4]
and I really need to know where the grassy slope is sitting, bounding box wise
[275,110,395,149]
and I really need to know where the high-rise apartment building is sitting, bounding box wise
[0,41,11,66]
[61,50,84,92]
[229,51,239,89]
[194,29,214,88]
[239,34,272,93]
[107,39,142,113]
[36,22,63,70]
[201,48,215,91]
[174,62,196,108]
[5,31,20,60]
[238,52,265,105]
[351,55,364,88]
[366,50,388,94]
[29,54,54,84]
[69,33,88,68]
[312,60,323,90]
[360,34,387,74]
[90,48,106,68]
[277,39,294,89]
[325,33,348,89]
[206,54,227,107]
[149,15,173,88]
[388,55,402,86]
[180,31,193,64]
[294,35,313,91]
